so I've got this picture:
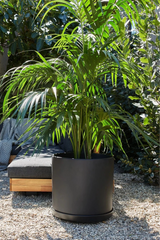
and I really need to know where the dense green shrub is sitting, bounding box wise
[0,0,76,68]
[104,75,144,155]
[0,0,77,118]
[112,3,160,185]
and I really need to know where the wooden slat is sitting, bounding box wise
[10,178,52,192]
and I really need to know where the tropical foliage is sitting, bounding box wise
[107,1,160,185]
[0,0,75,68]
[2,0,159,160]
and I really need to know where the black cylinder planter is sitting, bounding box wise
[52,153,114,223]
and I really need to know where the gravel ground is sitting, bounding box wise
[0,165,160,240]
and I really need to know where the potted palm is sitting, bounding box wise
[2,0,157,222]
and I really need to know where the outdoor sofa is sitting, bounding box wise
[0,118,72,192]
[7,135,73,192]
[7,145,65,192]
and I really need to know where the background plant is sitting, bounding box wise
[0,0,76,68]
[0,0,77,118]
[113,1,160,185]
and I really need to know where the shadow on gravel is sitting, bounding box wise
[48,184,160,240]
[11,191,52,209]
[18,235,71,240]
[0,170,11,199]
[8,164,160,239]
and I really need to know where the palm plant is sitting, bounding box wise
[2,0,158,159]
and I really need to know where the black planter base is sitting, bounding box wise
[53,209,113,223]
[52,153,114,223]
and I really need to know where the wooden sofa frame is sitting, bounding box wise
[10,178,52,192]
[9,155,52,192]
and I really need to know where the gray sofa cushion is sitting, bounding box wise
[8,145,64,179]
